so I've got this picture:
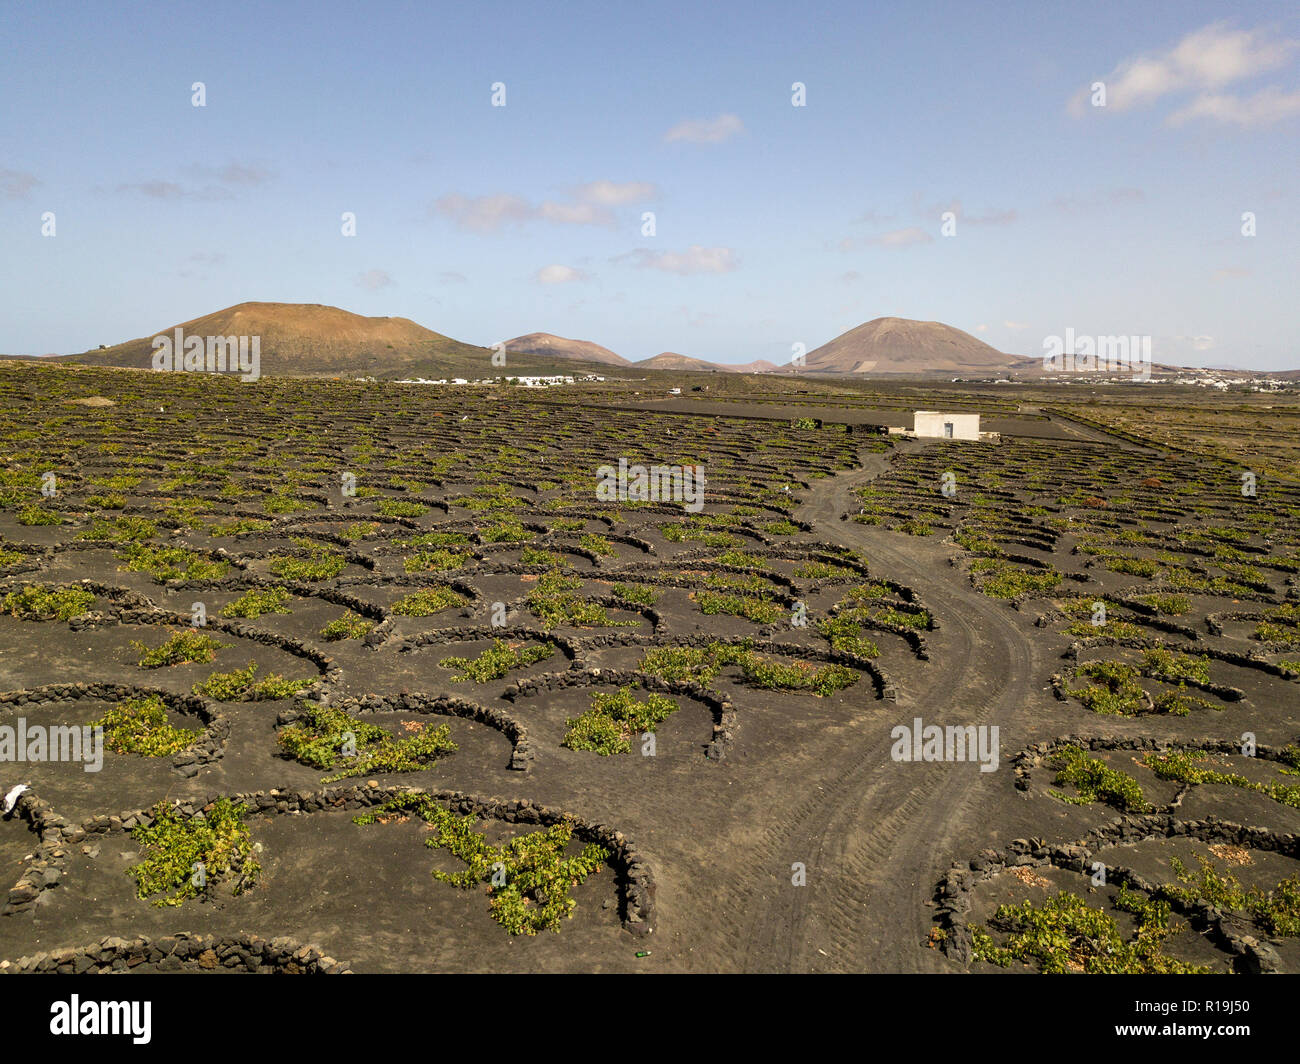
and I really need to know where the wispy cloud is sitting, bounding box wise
[852,209,897,226]
[178,251,226,279]
[0,169,40,199]
[184,162,275,186]
[116,180,233,201]
[1174,333,1216,352]
[855,226,933,249]
[356,269,395,290]
[1069,21,1299,125]
[434,181,657,232]
[677,306,719,327]
[1169,86,1300,126]
[433,193,534,232]
[114,162,273,202]
[537,201,611,226]
[973,209,1018,225]
[534,264,587,284]
[574,180,657,205]
[1050,187,1144,215]
[663,113,744,144]
[616,245,739,274]
[931,199,1018,226]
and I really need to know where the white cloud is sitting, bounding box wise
[537,201,612,226]
[1003,320,1031,330]
[663,113,744,144]
[1168,23,1294,87]
[974,323,989,333]
[869,227,933,249]
[434,194,535,232]
[1164,333,1216,354]
[434,193,617,231]
[618,245,739,274]
[1069,22,1298,116]
[356,269,395,290]
[576,180,658,205]
[535,264,587,285]
[1169,86,1300,126]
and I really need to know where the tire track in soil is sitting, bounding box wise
[714,448,1047,972]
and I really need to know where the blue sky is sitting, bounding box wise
[1,0,1297,368]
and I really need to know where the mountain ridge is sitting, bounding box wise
[49,304,1265,379]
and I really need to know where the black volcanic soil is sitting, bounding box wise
[0,363,1297,974]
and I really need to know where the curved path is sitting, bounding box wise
[714,446,1057,972]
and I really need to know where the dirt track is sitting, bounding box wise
[683,448,1057,972]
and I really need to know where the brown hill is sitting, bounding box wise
[61,302,493,378]
[633,352,782,374]
[726,359,779,374]
[503,332,629,366]
[634,352,722,372]
[801,317,1018,375]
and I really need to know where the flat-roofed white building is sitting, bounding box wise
[912,411,980,440]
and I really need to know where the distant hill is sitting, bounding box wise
[634,352,722,372]
[46,306,810,378]
[47,304,1287,381]
[59,302,495,378]
[633,352,776,374]
[727,359,779,374]
[503,332,629,366]
[800,317,1019,375]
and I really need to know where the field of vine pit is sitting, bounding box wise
[0,362,1297,974]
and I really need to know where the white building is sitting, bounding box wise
[912,411,981,440]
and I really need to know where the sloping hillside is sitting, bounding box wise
[62,302,492,378]
[503,332,629,366]
[803,317,1018,374]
